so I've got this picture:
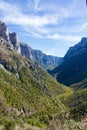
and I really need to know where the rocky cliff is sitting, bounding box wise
[0,21,21,53]
[0,21,9,41]
[0,21,62,70]
[9,32,21,53]
[20,42,63,69]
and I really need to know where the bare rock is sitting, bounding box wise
[9,32,21,53]
[0,21,10,41]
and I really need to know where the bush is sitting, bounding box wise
[4,121,16,130]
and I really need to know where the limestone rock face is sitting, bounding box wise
[9,32,21,53]
[0,21,21,53]
[20,42,63,69]
[9,32,19,45]
[20,43,34,61]
[0,21,10,41]
[0,37,13,50]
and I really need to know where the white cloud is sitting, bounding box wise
[4,15,59,27]
[25,31,43,39]
[0,0,60,27]
[0,0,83,44]
[47,33,81,42]
[0,0,63,39]
[78,23,87,31]
[23,28,81,43]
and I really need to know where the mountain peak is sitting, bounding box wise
[0,21,21,53]
[9,32,20,52]
[9,32,21,53]
[64,37,87,60]
[80,37,87,46]
[0,21,9,41]
[9,32,19,44]
[81,37,87,42]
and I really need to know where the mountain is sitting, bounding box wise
[20,43,63,70]
[51,37,87,86]
[0,21,62,70]
[64,37,87,60]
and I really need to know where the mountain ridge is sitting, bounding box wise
[64,37,87,61]
[0,21,62,70]
[20,42,63,70]
[50,37,87,86]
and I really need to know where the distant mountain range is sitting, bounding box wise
[0,21,62,70]
[20,43,63,70]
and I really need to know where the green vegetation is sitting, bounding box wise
[0,118,16,130]
[0,45,70,129]
[0,44,87,129]
[66,88,87,120]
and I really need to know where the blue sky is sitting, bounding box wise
[0,0,87,56]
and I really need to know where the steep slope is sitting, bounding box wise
[0,39,70,128]
[20,43,62,70]
[51,37,87,86]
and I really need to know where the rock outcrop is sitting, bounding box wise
[0,21,21,53]
[9,32,21,53]
[0,21,9,41]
